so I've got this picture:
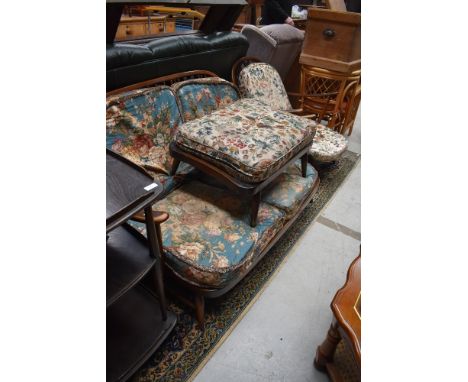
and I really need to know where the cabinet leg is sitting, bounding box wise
[170,158,180,176]
[250,192,261,227]
[314,321,341,372]
[194,293,205,330]
[301,153,308,177]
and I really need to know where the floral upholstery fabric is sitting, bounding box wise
[310,125,348,163]
[129,180,285,289]
[172,78,240,122]
[106,86,182,175]
[238,63,292,111]
[263,160,319,219]
[146,162,198,198]
[174,98,317,183]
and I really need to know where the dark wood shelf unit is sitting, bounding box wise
[106,149,161,233]
[106,225,157,307]
[107,284,177,382]
[106,149,176,382]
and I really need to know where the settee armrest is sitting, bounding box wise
[132,210,169,224]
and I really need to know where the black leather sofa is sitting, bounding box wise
[106,31,249,91]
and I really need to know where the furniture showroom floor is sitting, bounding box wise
[194,109,361,382]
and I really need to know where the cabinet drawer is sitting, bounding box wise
[300,9,360,73]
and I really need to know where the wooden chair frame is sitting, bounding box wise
[107,70,319,328]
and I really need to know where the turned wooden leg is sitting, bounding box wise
[301,153,308,177]
[170,158,180,176]
[194,293,205,330]
[314,320,341,372]
[145,207,168,321]
[250,192,261,227]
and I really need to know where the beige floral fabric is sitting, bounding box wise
[310,125,348,163]
[129,180,285,288]
[238,63,292,111]
[174,98,317,183]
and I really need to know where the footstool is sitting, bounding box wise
[170,98,317,227]
[310,125,348,163]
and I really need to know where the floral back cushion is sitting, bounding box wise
[172,78,240,122]
[238,63,292,111]
[106,86,182,175]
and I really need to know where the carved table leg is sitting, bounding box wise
[250,192,261,227]
[194,293,205,330]
[170,158,180,176]
[314,320,341,372]
[301,153,308,177]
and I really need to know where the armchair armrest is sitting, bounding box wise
[132,210,169,224]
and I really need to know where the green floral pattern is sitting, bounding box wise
[174,98,317,183]
[310,125,348,163]
[238,63,292,111]
[172,78,240,122]
[106,86,182,175]
[129,180,285,288]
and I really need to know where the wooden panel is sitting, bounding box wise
[300,9,360,73]
[116,15,172,40]
[324,0,347,11]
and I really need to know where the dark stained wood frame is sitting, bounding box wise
[315,253,361,379]
[170,141,312,227]
[107,71,320,328]
[106,69,219,96]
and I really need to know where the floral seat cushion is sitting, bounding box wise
[310,125,348,163]
[146,161,198,198]
[172,78,240,122]
[106,86,182,175]
[238,62,292,111]
[174,98,317,183]
[263,160,319,219]
[129,180,285,289]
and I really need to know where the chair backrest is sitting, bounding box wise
[241,24,304,80]
[237,62,292,111]
[106,86,182,175]
[172,78,240,122]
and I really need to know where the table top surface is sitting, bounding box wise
[106,149,162,232]
[332,254,361,362]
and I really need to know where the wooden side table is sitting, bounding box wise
[106,149,177,382]
[315,254,361,380]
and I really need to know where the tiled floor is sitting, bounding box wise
[194,111,361,382]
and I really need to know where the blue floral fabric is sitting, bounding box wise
[263,161,319,218]
[129,180,285,288]
[146,162,198,198]
[172,78,240,122]
[106,86,182,175]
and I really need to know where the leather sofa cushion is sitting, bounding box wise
[107,32,249,91]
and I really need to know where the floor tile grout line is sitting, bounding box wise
[316,215,361,241]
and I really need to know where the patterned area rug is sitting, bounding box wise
[334,340,361,382]
[133,150,360,382]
